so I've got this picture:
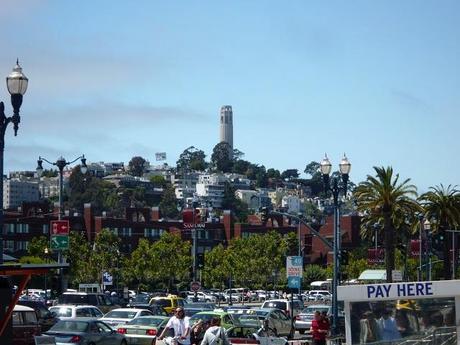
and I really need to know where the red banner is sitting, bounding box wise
[368,248,385,265]
[410,240,421,258]
[182,209,206,229]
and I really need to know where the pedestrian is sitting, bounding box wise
[158,307,190,345]
[378,309,401,341]
[200,317,230,345]
[191,320,205,345]
[310,310,330,345]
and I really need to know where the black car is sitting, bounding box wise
[58,292,120,314]
[17,300,58,332]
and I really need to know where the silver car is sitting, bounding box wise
[44,318,127,345]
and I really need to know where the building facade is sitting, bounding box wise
[3,179,40,209]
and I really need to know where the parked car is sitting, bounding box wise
[305,290,332,302]
[254,308,293,338]
[116,316,169,345]
[260,299,303,318]
[58,292,120,313]
[189,311,236,329]
[149,295,185,314]
[44,319,127,345]
[227,324,289,345]
[295,305,344,335]
[49,305,104,319]
[99,308,154,327]
[12,304,41,345]
[186,291,217,303]
[17,300,58,332]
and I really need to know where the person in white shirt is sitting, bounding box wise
[201,317,230,345]
[158,307,191,345]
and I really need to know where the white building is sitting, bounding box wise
[172,172,200,201]
[282,195,301,214]
[3,179,39,209]
[195,174,228,208]
[38,176,60,199]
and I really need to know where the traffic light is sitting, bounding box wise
[340,250,349,266]
[431,232,445,256]
[197,253,205,269]
[51,275,61,298]
[260,207,269,224]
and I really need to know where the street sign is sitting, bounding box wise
[392,270,403,282]
[288,276,301,289]
[190,281,201,292]
[51,220,70,235]
[103,272,113,286]
[50,235,69,250]
[286,256,303,278]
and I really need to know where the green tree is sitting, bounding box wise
[354,167,420,282]
[211,142,233,173]
[150,232,191,290]
[90,229,121,285]
[41,169,58,178]
[128,156,147,177]
[266,168,281,180]
[66,231,93,285]
[203,244,231,288]
[303,265,328,287]
[419,185,460,280]
[232,160,252,175]
[281,169,299,181]
[221,182,249,222]
[343,254,368,280]
[304,161,320,178]
[28,236,49,258]
[176,146,207,172]
[150,175,167,188]
[123,239,156,290]
[159,184,179,219]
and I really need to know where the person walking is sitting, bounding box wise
[200,317,230,345]
[310,310,330,345]
[158,307,191,345]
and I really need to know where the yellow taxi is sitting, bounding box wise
[149,294,185,314]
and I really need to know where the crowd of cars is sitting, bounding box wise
[10,287,338,345]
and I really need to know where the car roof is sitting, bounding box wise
[107,308,145,312]
[14,305,35,312]
[193,311,227,316]
[263,299,289,302]
[50,305,98,308]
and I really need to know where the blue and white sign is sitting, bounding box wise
[103,272,113,286]
[288,276,301,289]
[337,280,460,302]
[286,256,303,278]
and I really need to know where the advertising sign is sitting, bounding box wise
[286,256,302,289]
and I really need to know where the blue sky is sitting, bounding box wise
[0,0,458,191]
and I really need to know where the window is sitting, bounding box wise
[90,308,103,318]
[42,224,49,234]
[77,308,92,317]
[121,227,132,236]
[4,240,14,251]
[23,311,38,325]
[6,224,15,234]
[17,224,29,233]
[12,312,21,325]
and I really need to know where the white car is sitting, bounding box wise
[99,308,153,326]
[228,325,288,345]
[306,290,332,302]
[186,291,217,303]
[49,305,104,319]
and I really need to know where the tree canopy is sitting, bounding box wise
[128,156,147,177]
[176,146,207,172]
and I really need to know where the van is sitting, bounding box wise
[58,292,119,314]
[12,304,41,345]
[261,299,304,318]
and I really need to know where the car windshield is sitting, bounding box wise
[263,301,287,310]
[49,307,73,317]
[302,306,329,314]
[105,310,137,319]
[255,310,269,317]
[128,317,165,326]
[227,326,258,338]
[152,300,171,307]
[190,313,217,325]
[232,314,261,326]
[51,320,89,332]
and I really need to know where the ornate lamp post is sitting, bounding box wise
[0,61,28,265]
[36,155,87,220]
[320,154,351,339]
[424,219,431,280]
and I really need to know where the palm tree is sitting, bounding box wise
[354,167,420,282]
[419,185,460,280]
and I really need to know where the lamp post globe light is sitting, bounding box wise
[423,218,432,280]
[320,154,351,340]
[0,61,28,265]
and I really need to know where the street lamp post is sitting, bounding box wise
[320,154,351,339]
[0,61,28,265]
[424,219,431,281]
[36,155,87,291]
[37,156,87,220]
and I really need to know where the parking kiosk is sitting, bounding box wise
[338,280,460,344]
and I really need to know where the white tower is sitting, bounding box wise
[219,105,233,150]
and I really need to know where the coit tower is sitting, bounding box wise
[219,105,233,150]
